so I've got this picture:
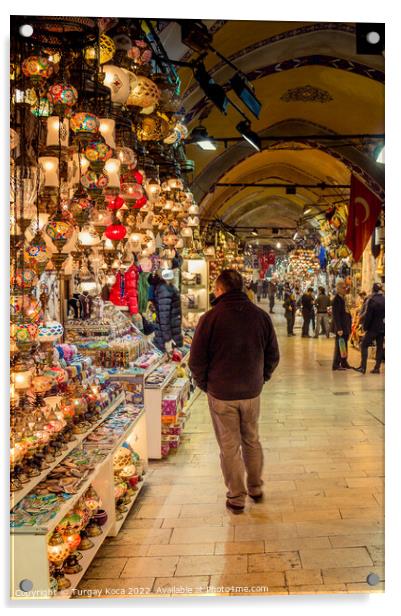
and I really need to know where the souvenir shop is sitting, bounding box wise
[9,15,386,600]
[9,15,218,599]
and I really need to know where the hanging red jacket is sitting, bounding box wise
[109,270,127,307]
[124,264,139,315]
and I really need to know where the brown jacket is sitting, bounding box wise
[189,290,280,400]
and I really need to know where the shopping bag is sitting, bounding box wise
[338,337,347,359]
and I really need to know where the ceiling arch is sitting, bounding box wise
[174,20,384,233]
[190,119,384,208]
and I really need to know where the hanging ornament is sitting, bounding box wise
[106,195,125,211]
[47,83,78,115]
[126,75,160,108]
[133,195,148,210]
[70,112,100,139]
[105,223,127,242]
[21,55,54,82]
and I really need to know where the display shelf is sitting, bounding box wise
[10,392,125,509]
[11,398,143,535]
[56,519,114,599]
[112,479,146,536]
[145,364,177,391]
[10,400,149,600]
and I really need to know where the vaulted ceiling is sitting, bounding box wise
[161,20,385,244]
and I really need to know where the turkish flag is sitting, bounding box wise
[345,175,382,262]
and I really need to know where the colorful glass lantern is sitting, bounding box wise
[64,530,81,553]
[84,139,113,164]
[45,217,74,251]
[31,97,53,117]
[22,55,54,80]
[47,83,78,111]
[25,232,50,266]
[11,320,39,351]
[126,75,160,108]
[70,191,94,226]
[47,532,70,565]
[10,295,41,323]
[70,112,100,137]
[10,267,38,292]
[84,34,116,65]
[81,170,109,192]
[105,223,127,241]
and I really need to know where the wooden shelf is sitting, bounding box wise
[10,392,125,509]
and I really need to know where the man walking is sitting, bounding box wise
[283,291,296,336]
[332,279,352,370]
[314,286,331,338]
[301,287,314,337]
[189,269,280,513]
[268,280,276,313]
[355,283,385,374]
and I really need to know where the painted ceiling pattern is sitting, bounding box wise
[280,85,333,103]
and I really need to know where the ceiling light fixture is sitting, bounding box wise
[194,63,228,114]
[250,228,258,237]
[276,242,282,249]
[230,73,261,119]
[304,207,312,215]
[236,121,261,152]
[190,125,217,151]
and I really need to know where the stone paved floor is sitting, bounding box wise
[79,302,384,597]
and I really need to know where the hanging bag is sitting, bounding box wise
[338,336,347,359]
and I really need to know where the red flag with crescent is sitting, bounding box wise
[345,175,382,262]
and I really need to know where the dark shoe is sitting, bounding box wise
[249,493,264,503]
[226,500,245,514]
[371,368,380,374]
[342,363,353,369]
[332,366,346,371]
[354,366,366,374]
[291,333,296,336]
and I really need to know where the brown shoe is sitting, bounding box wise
[226,500,245,514]
[249,493,264,503]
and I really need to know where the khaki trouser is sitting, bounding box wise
[207,393,264,507]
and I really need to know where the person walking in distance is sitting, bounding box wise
[283,291,296,336]
[189,269,280,513]
[268,280,276,313]
[355,283,385,374]
[256,279,263,303]
[332,279,352,370]
[314,286,331,338]
[262,278,268,300]
[301,287,314,337]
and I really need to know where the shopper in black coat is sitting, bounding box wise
[355,283,385,374]
[332,279,352,370]
[152,272,183,352]
[301,288,314,337]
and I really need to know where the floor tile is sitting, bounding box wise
[121,556,179,578]
[300,547,373,569]
[248,551,302,572]
[175,554,247,576]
